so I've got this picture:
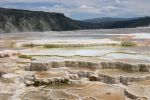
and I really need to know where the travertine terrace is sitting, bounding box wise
[0,28,150,100]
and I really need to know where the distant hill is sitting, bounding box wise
[0,7,150,33]
[82,17,135,23]
[0,7,100,33]
[82,17,150,28]
[99,17,150,29]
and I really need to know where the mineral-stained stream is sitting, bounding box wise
[0,28,150,100]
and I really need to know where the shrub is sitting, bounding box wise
[121,41,136,47]
[23,43,37,47]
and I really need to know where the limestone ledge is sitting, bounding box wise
[29,59,150,72]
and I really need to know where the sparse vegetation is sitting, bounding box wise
[22,43,37,48]
[43,43,119,48]
[121,41,136,47]
[43,44,92,48]
[43,44,61,48]
[19,55,32,59]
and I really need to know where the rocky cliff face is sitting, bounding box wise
[1,7,150,33]
[0,8,100,33]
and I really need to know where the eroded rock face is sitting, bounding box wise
[97,69,150,85]
[77,71,94,78]
[139,64,150,72]
[0,7,106,33]
[29,62,50,71]
[27,58,150,86]
[30,60,101,71]
[29,59,65,71]
[24,71,70,86]
[89,74,98,81]
[29,59,150,72]
[98,73,120,84]
[124,89,138,99]
[101,62,150,72]
[65,60,101,69]
[125,85,150,100]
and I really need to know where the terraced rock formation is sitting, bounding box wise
[1,53,150,100]
[0,30,150,100]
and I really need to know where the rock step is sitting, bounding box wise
[67,69,150,85]
[29,60,150,72]
[98,73,150,85]
[0,50,19,58]
[24,71,73,86]
[101,62,150,72]
[124,85,150,100]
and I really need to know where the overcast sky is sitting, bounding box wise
[0,0,149,20]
